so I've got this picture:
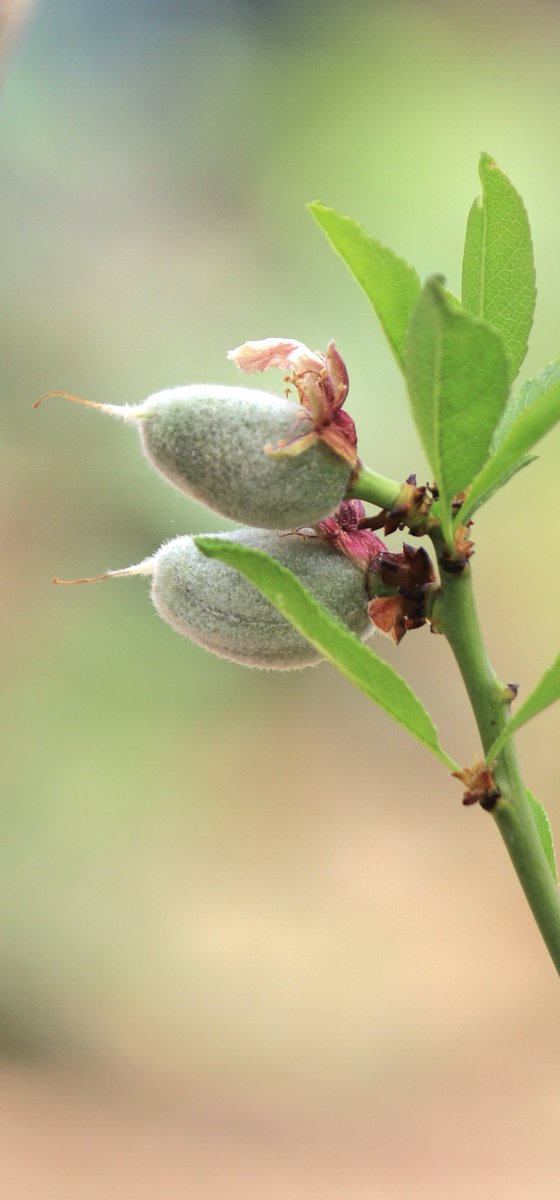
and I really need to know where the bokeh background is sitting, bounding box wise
[2,1,560,1196]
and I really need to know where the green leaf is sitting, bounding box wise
[493,360,560,449]
[487,652,560,762]
[456,377,560,527]
[527,791,559,887]
[460,454,536,517]
[196,537,457,771]
[308,201,420,371]
[462,153,536,383]
[404,276,510,541]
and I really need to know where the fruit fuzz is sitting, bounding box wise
[40,340,376,667]
[58,529,377,670]
[36,385,352,529]
[138,386,353,528]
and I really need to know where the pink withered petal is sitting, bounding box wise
[314,500,386,571]
[361,530,386,563]
[314,514,339,540]
[325,342,349,408]
[229,336,357,468]
[336,530,385,571]
[320,410,358,466]
[299,373,331,424]
[288,343,326,376]
[320,427,357,466]
[264,430,319,459]
[228,338,324,376]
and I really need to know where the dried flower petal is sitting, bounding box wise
[228,336,357,466]
[264,430,319,459]
[315,499,386,571]
[228,338,324,376]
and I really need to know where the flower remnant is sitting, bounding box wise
[369,544,436,644]
[228,337,358,467]
[314,499,386,570]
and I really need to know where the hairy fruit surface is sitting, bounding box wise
[151,528,373,669]
[138,385,352,528]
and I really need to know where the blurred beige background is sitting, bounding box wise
[2,1,560,1196]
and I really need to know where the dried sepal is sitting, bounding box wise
[368,594,430,645]
[382,475,436,537]
[368,544,438,644]
[452,761,500,809]
[454,523,475,561]
[368,595,408,644]
[378,543,435,590]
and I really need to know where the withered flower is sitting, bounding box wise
[313,499,386,571]
[228,337,358,467]
[452,761,499,809]
[368,544,436,644]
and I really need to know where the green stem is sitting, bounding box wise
[350,464,560,969]
[432,554,560,973]
[347,464,401,511]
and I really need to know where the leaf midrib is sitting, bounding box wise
[478,191,487,320]
[432,323,443,497]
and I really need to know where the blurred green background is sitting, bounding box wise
[2,1,560,1196]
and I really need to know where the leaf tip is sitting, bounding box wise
[194,536,220,560]
[422,274,448,309]
[307,199,328,222]
[479,150,496,172]
[426,272,446,291]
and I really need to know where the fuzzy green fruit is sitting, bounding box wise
[138,386,352,529]
[117,528,371,670]
[152,530,371,668]
[37,386,352,529]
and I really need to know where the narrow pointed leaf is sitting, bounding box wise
[487,652,560,762]
[308,202,421,371]
[462,153,536,383]
[527,791,558,886]
[404,276,510,541]
[457,377,560,527]
[461,455,536,517]
[196,537,457,770]
[493,360,560,448]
